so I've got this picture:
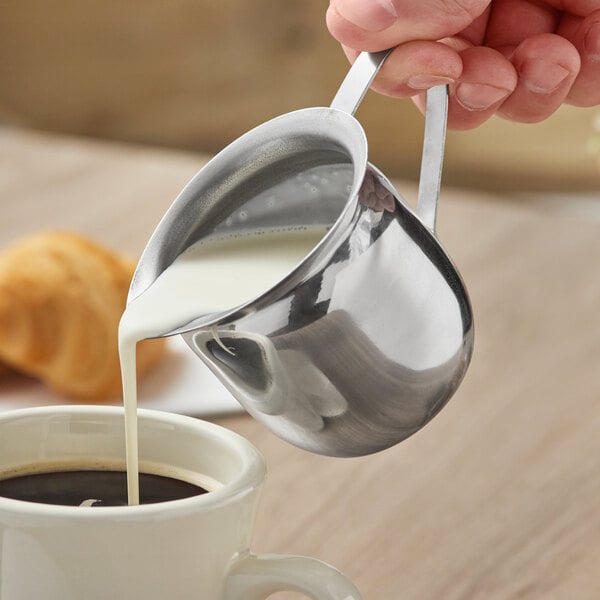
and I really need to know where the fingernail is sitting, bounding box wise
[584,23,600,62]
[407,75,455,90]
[455,83,510,111]
[520,59,570,94]
[332,0,398,32]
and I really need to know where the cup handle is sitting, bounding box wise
[224,553,363,600]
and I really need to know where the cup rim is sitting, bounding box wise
[0,405,265,520]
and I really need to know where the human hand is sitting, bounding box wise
[326,0,600,129]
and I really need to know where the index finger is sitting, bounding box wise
[326,0,490,51]
[544,0,600,17]
[484,0,560,48]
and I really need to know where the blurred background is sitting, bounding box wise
[1,0,599,192]
[1,7,599,596]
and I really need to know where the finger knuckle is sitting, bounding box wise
[438,0,486,21]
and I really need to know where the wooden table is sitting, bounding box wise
[1,127,599,599]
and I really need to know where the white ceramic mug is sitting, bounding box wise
[0,406,362,599]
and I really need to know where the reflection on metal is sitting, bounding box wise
[129,52,471,457]
[184,164,472,456]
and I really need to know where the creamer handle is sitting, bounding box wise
[330,50,392,115]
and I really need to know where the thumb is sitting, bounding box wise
[327,0,490,51]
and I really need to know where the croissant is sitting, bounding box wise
[0,362,14,380]
[0,231,165,400]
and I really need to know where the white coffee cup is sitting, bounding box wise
[0,406,362,599]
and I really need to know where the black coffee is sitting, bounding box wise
[0,470,208,506]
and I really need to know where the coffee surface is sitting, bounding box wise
[0,470,208,506]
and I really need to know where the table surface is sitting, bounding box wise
[1,127,599,599]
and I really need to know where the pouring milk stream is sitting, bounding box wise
[119,228,326,504]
